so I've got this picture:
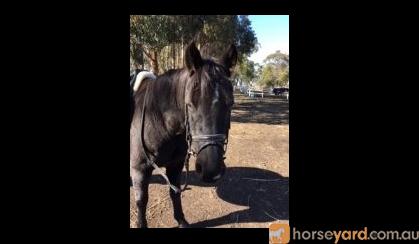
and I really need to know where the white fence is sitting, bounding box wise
[247,90,264,98]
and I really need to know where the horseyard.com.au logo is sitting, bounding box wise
[268,225,419,243]
[269,223,290,244]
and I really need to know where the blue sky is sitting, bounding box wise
[248,15,289,64]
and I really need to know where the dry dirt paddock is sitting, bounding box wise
[130,91,289,228]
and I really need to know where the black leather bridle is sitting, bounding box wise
[139,84,229,194]
[184,104,229,157]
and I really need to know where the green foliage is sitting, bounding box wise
[199,15,237,57]
[235,58,256,84]
[258,50,289,88]
[131,15,172,51]
[264,50,289,65]
[259,64,277,87]
[130,15,259,74]
[277,67,289,87]
[235,15,259,62]
[199,15,259,61]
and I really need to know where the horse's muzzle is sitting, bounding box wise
[209,165,226,182]
[197,161,226,183]
[194,143,226,183]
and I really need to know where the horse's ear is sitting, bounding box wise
[184,42,203,74]
[221,44,238,70]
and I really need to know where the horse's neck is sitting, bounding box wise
[164,68,188,113]
[148,69,188,136]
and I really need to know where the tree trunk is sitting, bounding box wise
[161,47,165,73]
[175,43,178,69]
[138,50,144,69]
[151,50,159,75]
[176,43,180,68]
[165,46,169,71]
[181,37,184,67]
[172,43,176,69]
[177,43,181,68]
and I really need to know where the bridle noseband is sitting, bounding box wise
[191,134,227,155]
[184,104,229,157]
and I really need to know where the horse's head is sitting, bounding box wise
[184,42,237,183]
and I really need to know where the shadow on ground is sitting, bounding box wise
[231,92,289,125]
[131,166,289,228]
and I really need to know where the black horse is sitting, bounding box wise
[130,42,237,228]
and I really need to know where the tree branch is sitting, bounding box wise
[138,43,154,61]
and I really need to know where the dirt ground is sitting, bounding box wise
[130,91,289,228]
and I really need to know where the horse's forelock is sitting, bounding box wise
[187,60,231,105]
